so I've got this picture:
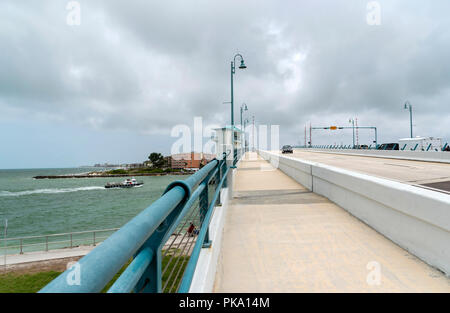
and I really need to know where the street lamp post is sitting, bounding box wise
[349,118,355,148]
[240,103,248,155]
[230,53,247,160]
[226,54,247,200]
[404,101,413,138]
[243,118,249,152]
[374,127,378,148]
[230,54,247,127]
[240,103,248,131]
[243,118,249,129]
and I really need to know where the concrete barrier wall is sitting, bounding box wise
[296,148,450,164]
[259,150,450,275]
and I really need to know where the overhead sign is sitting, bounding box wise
[330,126,338,130]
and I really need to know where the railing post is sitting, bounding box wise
[70,233,73,248]
[227,157,234,200]
[133,244,161,293]
[216,161,222,206]
[45,236,48,252]
[20,239,23,254]
[93,232,96,246]
[199,170,213,248]
[222,153,228,189]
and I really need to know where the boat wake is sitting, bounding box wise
[0,186,105,197]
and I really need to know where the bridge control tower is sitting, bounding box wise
[212,126,243,160]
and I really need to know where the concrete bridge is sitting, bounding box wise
[40,148,450,293]
[211,151,450,292]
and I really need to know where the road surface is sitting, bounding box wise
[281,150,450,193]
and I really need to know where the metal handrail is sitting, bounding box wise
[178,165,229,292]
[40,155,232,293]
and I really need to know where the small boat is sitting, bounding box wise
[105,178,144,189]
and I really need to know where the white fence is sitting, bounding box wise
[297,148,450,164]
[0,228,119,256]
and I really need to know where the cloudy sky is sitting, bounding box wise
[1,1,449,168]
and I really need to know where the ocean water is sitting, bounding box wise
[0,168,179,240]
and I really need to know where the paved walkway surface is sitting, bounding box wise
[2,245,95,266]
[214,153,450,292]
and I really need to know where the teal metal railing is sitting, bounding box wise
[40,153,231,293]
[233,148,242,166]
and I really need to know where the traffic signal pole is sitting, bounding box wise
[310,126,378,148]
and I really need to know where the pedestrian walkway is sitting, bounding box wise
[2,245,95,266]
[214,153,450,292]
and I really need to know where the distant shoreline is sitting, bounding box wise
[33,172,191,179]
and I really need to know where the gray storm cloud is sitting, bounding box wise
[0,0,449,146]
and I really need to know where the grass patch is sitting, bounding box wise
[0,254,190,293]
[162,253,189,293]
[105,169,128,175]
[104,167,184,176]
[0,271,62,293]
[131,168,164,174]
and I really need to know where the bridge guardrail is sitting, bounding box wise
[40,153,231,293]
[293,146,450,164]
[295,142,449,151]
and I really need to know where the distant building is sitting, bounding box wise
[126,163,144,169]
[212,126,243,159]
[94,163,120,168]
[169,152,215,169]
[163,156,172,168]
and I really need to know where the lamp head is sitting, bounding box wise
[244,103,248,111]
[239,59,247,69]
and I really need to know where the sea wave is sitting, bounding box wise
[0,186,105,197]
